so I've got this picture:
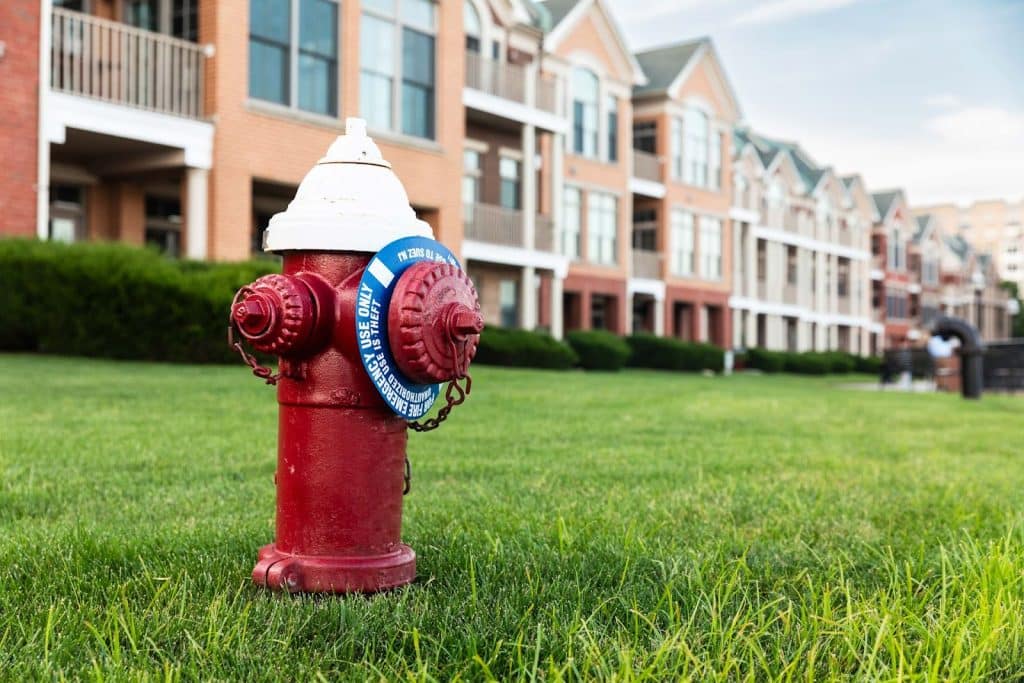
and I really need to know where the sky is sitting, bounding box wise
[602,0,1024,207]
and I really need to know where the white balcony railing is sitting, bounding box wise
[632,250,661,279]
[465,52,561,116]
[463,203,555,252]
[632,151,662,183]
[51,8,207,119]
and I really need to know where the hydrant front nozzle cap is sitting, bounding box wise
[261,117,433,253]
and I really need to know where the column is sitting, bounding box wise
[745,225,757,298]
[185,167,209,259]
[520,266,537,330]
[550,274,564,340]
[552,132,565,255]
[829,254,839,315]
[654,295,665,336]
[521,124,537,251]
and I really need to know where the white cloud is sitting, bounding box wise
[795,105,1024,205]
[732,0,861,26]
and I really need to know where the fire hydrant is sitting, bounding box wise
[229,119,482,594]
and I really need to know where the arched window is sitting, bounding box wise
[683,108,709,186]
[463,0,481,53]
[572,67,599,158]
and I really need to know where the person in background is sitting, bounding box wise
[897,340,913,389]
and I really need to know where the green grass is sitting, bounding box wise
[1,354,1023,681]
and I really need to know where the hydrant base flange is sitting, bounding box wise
[253,543,416,594]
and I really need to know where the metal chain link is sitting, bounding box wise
[228,287,280,386]
[408,336,473,433]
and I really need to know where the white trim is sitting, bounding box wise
[870,269,884,280]
[464,138,489,153]
[729,296,874,328]
[462,88,569,134]
[752,225,871,261]
[498,147,524,161]
[907,283,922,294]
[37,0,53,239]
[46,92,214,169]
[729,206,759,223]
[463,240,571,278]
[544,0,647,85]
[628,278,666,300]
[629,177,666,199]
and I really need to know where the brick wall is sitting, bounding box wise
[0,1,41,237]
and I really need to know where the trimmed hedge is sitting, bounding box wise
[473,326,577,370]
[0,239,277,363]
[746,347,880,375]
[625,334,724,372]
[566,330,631,371]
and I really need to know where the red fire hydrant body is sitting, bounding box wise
[230,121,481,594]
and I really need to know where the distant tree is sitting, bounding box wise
[1000,281,1024,338]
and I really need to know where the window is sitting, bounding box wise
[670,117,683,179]
[499,157,521,210]
[572,68,599,158]
[708,130,721,190]
[360,0,436,139]
[683,108,709,186]
[463,0,481,53]
[499,279,518,328]
[607,95,618,162]
[700,216,722,279]
[49,185,86,243]
[591,295,614,330]
[786,246,798,285]
[144,195,182,258]
[888,225,905,269]
[562,187,581,259]
[632,209,657,251]
[250,0,338,116]
[923,257,939,285]
[838,259,850,297]
[886,292,908,319]
[587,192,617,265]
[462,149,481,224]
[670,209,694,276]
[125,0,159,31]
[633,122,656,154]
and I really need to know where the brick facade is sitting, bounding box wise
[0,1,41,237]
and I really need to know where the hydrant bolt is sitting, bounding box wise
[446,304,485,341]
[234,298,270,335]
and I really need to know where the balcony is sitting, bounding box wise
[632,151,662,183]
[464,52,562,121]
[632,250,661,280]
[733,185,758,212]
[463,203,555,253]
[838,296,852,315]
[51,8,207,119]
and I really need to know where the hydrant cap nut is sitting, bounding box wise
[261,118,433,254]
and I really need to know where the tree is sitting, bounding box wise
[1000,281,1024,338]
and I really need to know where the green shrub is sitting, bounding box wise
[473,326,577,370]
[625,334,724,372]
[853,354,883,374]
[783,352,830,375]
[0,239,278,363]
[565,330,631,371]
[745,348,786,373]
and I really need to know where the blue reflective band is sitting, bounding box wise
[355,236,461,420]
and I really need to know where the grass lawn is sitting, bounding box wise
[1,353,1022,681]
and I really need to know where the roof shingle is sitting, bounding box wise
[633,39,706,96]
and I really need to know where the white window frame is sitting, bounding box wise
[670,209,694,277]
[700,215,722,280]
[249,0,340,116]
[562,186,582,260]
[587,191,618,266]
[571,66,600,159]
[360,0,438,139]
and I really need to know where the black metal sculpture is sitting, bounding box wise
[932,316,985,399]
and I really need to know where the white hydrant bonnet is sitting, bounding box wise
[262,118,434,253]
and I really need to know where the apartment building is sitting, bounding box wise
[11,0,463,261]
[629,38,739,346]
[913,214,1013,341]
[869,189,922,347]
[915,199,1024,294]
[728,130,876,354]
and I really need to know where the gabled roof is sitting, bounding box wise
[945,233,971,262]
[522,0,553,31]
[542,0,647,85]
[539,0,577,25]
[738,129,825,192]
[633,39,705,96]
[871,190,904,222]
[913,214,934,244]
